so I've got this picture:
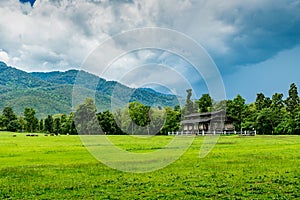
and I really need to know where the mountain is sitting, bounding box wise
[0,62,181,118]
[0,62,51,90]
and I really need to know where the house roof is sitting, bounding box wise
[180,116,224,124]
[183,109,226,118]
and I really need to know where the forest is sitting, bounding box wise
[1,83,300,135]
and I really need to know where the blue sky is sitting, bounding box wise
[1,0,300,102]
[19,0,35,7]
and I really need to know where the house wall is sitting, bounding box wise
[181,111,234,133]
[224,123,234,130]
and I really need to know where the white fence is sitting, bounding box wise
[168,130,256,136]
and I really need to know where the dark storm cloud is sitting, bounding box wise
[212,0,300,68]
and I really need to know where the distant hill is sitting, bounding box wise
[0,62,181,118]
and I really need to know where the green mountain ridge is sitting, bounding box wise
[0,62,181,118]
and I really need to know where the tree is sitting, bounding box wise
[285,83,300,115]
[128,102,151,127]
[24,107,38,132]
[68,112,77,135]
[160,106,181,135]
[255,93,271,110]
[186,89,194,114]
[174,105,181,112]
[60,114,67,124]
[213,100,227,111]
[44,115,53,133]
[97,110,122,135]
[149,108,166,135]
[256,108,278,134]
[264,97,272,108]
[39,119,44,132]
[183,89,197,115]
[274,109,294,135]
[113,108,123,132]
[128,102,151,135]
[198,94,212,113]
[271,93,284,110]
[7,120,22,132]
[18,116,26,132]
[242,103,256,130]
[226,95,246,132]
[255,93,265,111]
[74,98,101,134]
[53,117,61,134]
[0,116,3,129]
[293,108,300,134]
[1,106,17,129]
[114,107,135,135]
[269,93,285,134]
[60,114,69,135]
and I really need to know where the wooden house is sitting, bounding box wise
[180,110,234,134]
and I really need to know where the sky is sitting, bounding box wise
[1,0,300,102]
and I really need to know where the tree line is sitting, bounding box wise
[1,83,300,135]
[73,98,181,135]
[234,83,300,135]
[183,83,300,135]
[0,107,77,135]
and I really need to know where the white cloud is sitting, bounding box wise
[0,49,9,63]
[1,0,220,72]
[0,0,299,99]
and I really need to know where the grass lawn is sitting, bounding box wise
[0,131,299,199]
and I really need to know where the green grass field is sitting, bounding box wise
[0,132,299,199]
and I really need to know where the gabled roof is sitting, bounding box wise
[180,117,214,124]
[184,109,225,118]
[180,116,227,124]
